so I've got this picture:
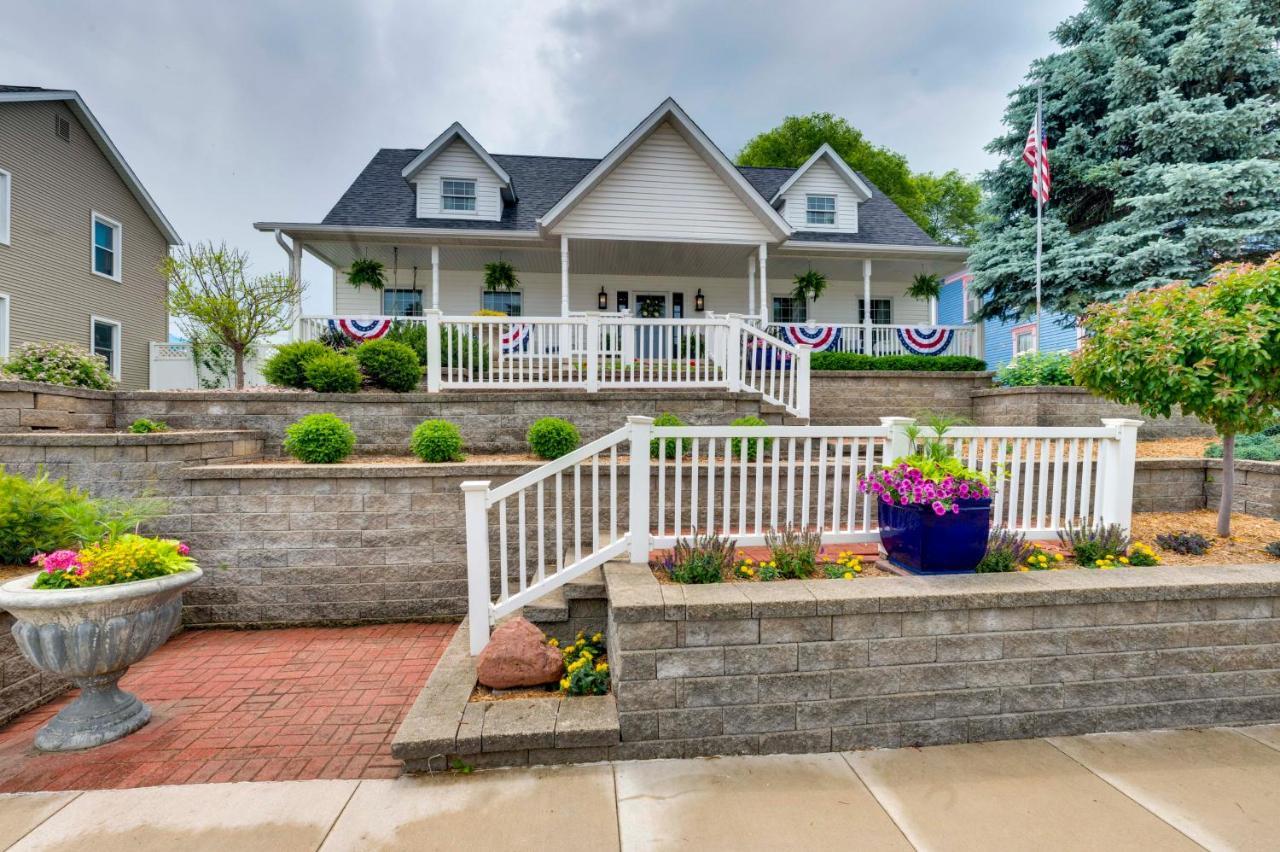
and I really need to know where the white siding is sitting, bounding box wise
[779,158,859,233]
[330,268,928,323]
[554,122,775,243]
[412,140,504,221]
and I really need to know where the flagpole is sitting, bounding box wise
[1034,88,1044,354]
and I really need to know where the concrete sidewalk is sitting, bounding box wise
[2,724,1280,851]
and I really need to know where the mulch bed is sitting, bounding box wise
[1133,510,1280,565]
[1136,437,1216,458]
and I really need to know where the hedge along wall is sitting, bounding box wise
[114,388,780,455]
[604,563,1280,760]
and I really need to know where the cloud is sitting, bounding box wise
[0,0,1080,314]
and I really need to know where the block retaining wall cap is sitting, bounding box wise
[0,430,263,446]
[0,380,117,400]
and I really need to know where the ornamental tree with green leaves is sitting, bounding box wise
[971,0,1280,320]
[1071,253,1280,536]
[736,113,981,245]
[163,242,303,389]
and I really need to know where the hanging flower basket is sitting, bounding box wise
[483,260,520,291]
[347,258,386,291]
[791,268,828,303]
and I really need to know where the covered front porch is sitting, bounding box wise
[270,226,978,359]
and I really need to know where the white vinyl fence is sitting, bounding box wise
[462,416,1141,653]
[149,342,276,390]
[769,322,981,359]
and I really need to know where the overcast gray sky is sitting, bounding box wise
[1,0,1080,314]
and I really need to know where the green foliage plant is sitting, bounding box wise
[527,417,580,460]
[729,416,773,462]
[410,419,464,463]
[809,352,986,372]
[282,413,356,463]
[0,468,94,565]
[906,273,942,302]
[664,534,735,584]
[650,412,689,459]
[262,341,329,389]
[303,352,362,394]
[354,339,423,392]
[1154,532,1211,556]
[976,529,1032,573]
[483,260,520,291]
[1072,255,1280,535]
[558,630,609,696]
[1265,542,1280,559]
[1,341,114,390]
[1205,432,1280,463]
[994,351,1075,387]
[1058,522,1130,567]
[127,418,168,434]
[346,258,386,290]
[790,268,828,304]
[764,526,823,580]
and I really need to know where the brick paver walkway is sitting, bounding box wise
[0,622,455,792]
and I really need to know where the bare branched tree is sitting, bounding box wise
[162,242,302,389]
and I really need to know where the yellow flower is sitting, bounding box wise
[1095,559,1105,566]
[853,565,862,573]
[592,633,603,643]
[1019,566,1029,572]
[595,662,608,673]
[548,638,559,647]
[1119,556,1129,564]
[842,571,853,580]
[1054,553,1064,562]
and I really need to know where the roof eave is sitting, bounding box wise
[253,222,546,242]
[778,239,970,258]
[0,90,181,244]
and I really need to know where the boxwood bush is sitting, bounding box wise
[1,341,115,389]
[262,341,329,389]
[729,415,773,461]
[994,351,1075,387]
[650,412,689,459]
[527,417,580,460]
[282,413,356,463]
[303,352,362,393]
[809,352,986,372]
[411,419,464,462]
[355,339,423,392]
[1205,429,1280,462]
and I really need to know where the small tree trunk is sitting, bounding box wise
[233,346,246,390]
[1217,432,1235,537]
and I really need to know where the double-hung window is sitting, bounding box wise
[0,168,10,245]
[91,212,121,280]
[805,194,836,227]
[858,298,893,325]
[91,317,120,379]
[482,290,523,316]
[381,289,423,316]
[771,296,807,324]
[1012,325,1037,358]
[441,179,476,213]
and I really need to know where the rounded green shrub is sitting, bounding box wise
[303,352,362,393]
[729,415,773,461]
[527,417,580,460]
[650,412,689,459]
[994,351,1075,387]
[0,469,93,565]
[411,419,464,463]
[1,341,114,390]
[262,341,329,389]
[282,413,356,463]
[354,339,423,392]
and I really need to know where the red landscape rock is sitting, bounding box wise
[476,617,564,689]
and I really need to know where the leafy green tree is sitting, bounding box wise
[1071,253,1280,536]
[971,0,1280,320]
[163,242,303,389]
[915,170,983,246]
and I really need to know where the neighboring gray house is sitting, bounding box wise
[0,86,179,389]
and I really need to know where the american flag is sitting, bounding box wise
[1022,103,1050,203]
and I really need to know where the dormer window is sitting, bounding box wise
[806,194,836,227]
[441,179,476,213]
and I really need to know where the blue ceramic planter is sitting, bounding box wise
[877,497,992,575]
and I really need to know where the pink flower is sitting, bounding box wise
[33,550,83,573]
[931,501,945,516]
[177,543,190,556]
[952,504,961,514]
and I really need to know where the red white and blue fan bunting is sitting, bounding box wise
[896,326,953,356]
[328,318,392,341]
[500,323,531,354]
[781,325,841,352]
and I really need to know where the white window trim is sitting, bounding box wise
[1011,322,1037,359]
[90,315,121,380]
[805,193,838,228]
[440,177,478,216]
[0,292,10,359]
[90,211,123,282]
[0,168,10,246]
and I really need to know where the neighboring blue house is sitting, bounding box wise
[939,270,1079,370]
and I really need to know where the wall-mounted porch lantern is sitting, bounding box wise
[694,288,705,312]
[598,287,609,311]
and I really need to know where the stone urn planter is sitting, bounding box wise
[0,568,201,751]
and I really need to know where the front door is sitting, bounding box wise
[634,294,668,359]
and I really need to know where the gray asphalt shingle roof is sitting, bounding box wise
[0,85,52,92]
[321,147,939,247]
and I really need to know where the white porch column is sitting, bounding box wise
[930,295,938,325]
[862,258,872,354]
[560,235,570,317]
[758,244,769,324]
[430,245,440,310]
[747,256,756,318]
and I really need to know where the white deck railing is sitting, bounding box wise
[296,312,812,417]
[462,416,1141,653]
[769,322,981,359]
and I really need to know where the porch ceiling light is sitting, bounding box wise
[598,287,608,311]
[695,289,705,312]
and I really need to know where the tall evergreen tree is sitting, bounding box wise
[971,0,1280,319]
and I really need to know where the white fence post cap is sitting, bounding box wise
[879,416,916,427]
[627,415,655,425]
[1100,418,1144,428]
[460,480,491,492]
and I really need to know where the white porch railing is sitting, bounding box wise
[294,312,813,418]
[769,322,980,359]
[462,415,1141,653]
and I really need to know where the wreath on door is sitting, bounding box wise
[638,299,664,319]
